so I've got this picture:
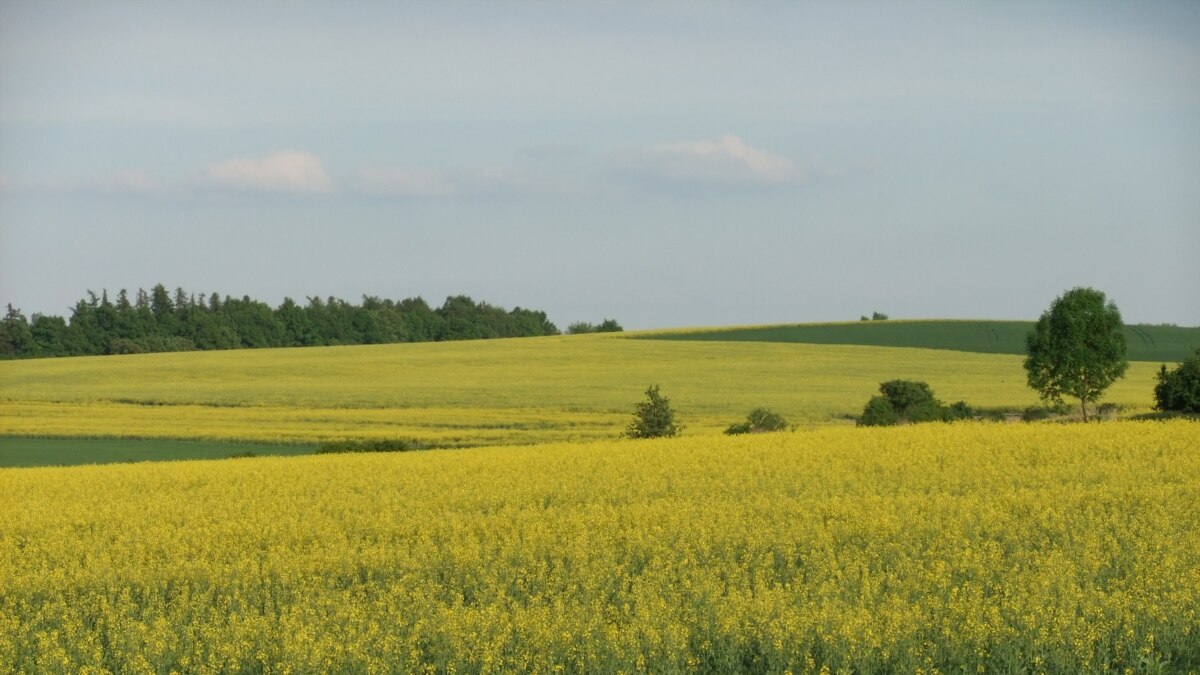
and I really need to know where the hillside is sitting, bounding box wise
[0,333,1163,453]
[640,320,1199,362]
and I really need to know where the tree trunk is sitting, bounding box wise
[1080,396,1089,423]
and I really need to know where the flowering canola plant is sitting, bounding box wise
[2,421,1197,673]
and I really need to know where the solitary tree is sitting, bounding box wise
[1024,287,1128,422]
[625,385,681,439]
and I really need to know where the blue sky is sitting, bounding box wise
[2,1,1198,328]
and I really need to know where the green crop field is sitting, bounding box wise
[0,437,315,468]
[642,320,1200,362]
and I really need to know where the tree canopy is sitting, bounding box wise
[1024,287,1128,422]
[0,285,562,359]
[624,385,682,439]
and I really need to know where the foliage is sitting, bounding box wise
[872,311,889,321]
[624,385,681,439]
[567,319,623,334]
[858,395,900,426]
[0,285,561,360]
[724,407,788,435]
[943,400,975,421]
[1154,349,1200,413]
[2,422,1198,672]
[859,380,973,426]
[1021,403,1074,422]
[1025,287,1129,422]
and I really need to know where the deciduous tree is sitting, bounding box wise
[1024,287,1127,422]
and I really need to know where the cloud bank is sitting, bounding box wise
[202,150,333,194]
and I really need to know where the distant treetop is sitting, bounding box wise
[566,319,624,334]
[0,285,574,359]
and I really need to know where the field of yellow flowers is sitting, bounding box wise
[2,421,1197,673]
[0,334,1163,445]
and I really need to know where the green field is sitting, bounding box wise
[0,437,315,468]
[643,320,1199,362]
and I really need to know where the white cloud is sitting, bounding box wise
[637,134,805,185]
[203,150,333,194]
[351,166,457,197]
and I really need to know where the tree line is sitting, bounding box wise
[0,285,578,359]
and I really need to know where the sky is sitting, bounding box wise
[1,1,1198,329]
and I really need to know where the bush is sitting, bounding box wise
[625,385,681,439]
[858,380,974,426]
[1154,349,1200,413]
[878,380,941,422]
[859,395,900,426]
[725,408,788,435]
[943,401,975,421]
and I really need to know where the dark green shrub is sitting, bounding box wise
[859,395,900,427]
[1154,349,1200,413]
[625,385,682,439]
[725,408,788,435]
[725,421,752,435]
[905,399,946,423]
[943,401,975,421]
[878,380,936,411]
[859,380,975,426]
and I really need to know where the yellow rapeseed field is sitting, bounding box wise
[0,334,1163,445]
[2,421,1197,673]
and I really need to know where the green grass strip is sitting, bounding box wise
[0,437,316,468]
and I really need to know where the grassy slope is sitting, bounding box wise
[0,333,1163,453]
[641,320,1200,362]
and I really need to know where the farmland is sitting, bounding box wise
[642,320,1200,362]
[0,438,314,468]
[2,421,1197,673]
[0,332,1167,456]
